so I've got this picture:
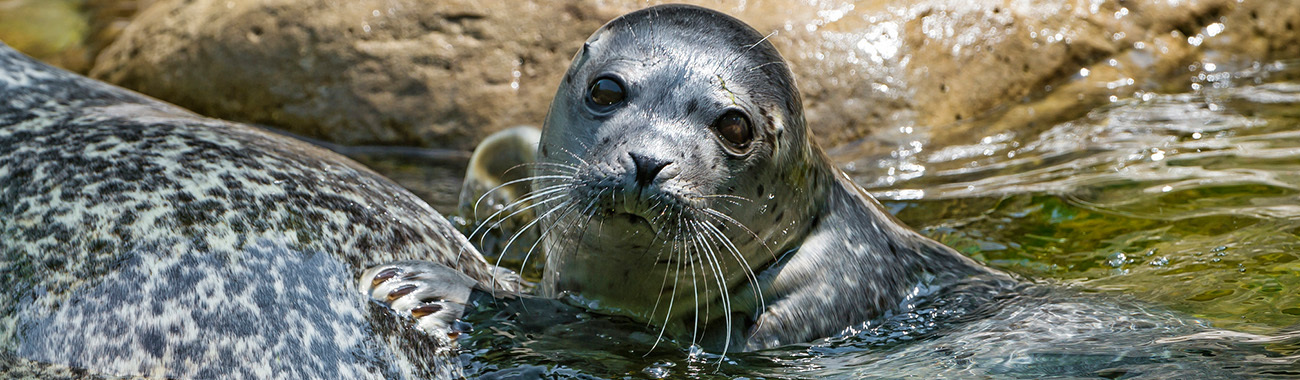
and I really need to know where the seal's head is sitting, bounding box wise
[534,4,830,348]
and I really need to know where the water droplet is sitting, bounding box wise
[1107,252,1127,268]
[1205,23,1224,37]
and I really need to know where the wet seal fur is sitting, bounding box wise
[533,4,1008,351]
[0,42,517,378]
[370,4,1011,353]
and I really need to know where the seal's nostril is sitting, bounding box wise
[629,151,671,187]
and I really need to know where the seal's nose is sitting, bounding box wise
[629,151,671,188]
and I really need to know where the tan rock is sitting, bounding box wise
[90,0,1300,152]
[91,0,623,150]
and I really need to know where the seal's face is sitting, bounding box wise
[534,5,824,345]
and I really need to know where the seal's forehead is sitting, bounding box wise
[581,4,803,117]
[593,4,769,56]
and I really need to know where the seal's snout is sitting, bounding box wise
[629,151,672,188]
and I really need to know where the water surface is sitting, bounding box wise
[455,59,1300,379]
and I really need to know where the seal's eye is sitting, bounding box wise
[588,78,625,108]
[713,111,753,151]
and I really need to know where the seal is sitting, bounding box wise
[368,3,1010,353]
[0,41,518,378]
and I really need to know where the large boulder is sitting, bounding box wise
[90,0,1300,152]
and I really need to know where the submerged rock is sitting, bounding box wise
[90,0,1300,152]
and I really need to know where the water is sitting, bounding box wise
[853,61,1300,335]
[449,61,1300,378]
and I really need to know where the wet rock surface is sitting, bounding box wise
[88,0,1300,153]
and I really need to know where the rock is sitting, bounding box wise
[90,0,1300,153]
[91,0,621,151]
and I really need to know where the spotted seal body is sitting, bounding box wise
[370,4,1009,353]
[0,42,515,378]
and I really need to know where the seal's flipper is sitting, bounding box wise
[362,261,478,339]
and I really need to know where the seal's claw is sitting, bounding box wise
[361,261,477,339]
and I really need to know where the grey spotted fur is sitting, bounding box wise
[0,42,507,379]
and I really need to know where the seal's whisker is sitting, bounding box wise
[549,144,593,168]
[689,219,735,359]
[643,211,673,330]
[700,220,764,315]
[538,197,597,289]
[469,180,571,225]
[643,208,680,325]
[517,200,583,283]
[647,217,686,355]
[699,207,777,260]
[469,181,571,236]
[467,184,573,243]
[497,165,578,188]
[724,30,778,69]
[504,161,580,173]
[712,222,759,314]
[697,193,752,202]
[686,222,703,348]
[699,219,765,356]
[747,61,787,72]
[490,197,576,297]
[471,174,574,215]
[549,198,591,283]
[480,184,572,230]
[693,225,723,355]
[699,219,757,286]
[697,194,746,208]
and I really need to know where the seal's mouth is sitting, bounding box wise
[612,211,651,226]
[601,199,680,238]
